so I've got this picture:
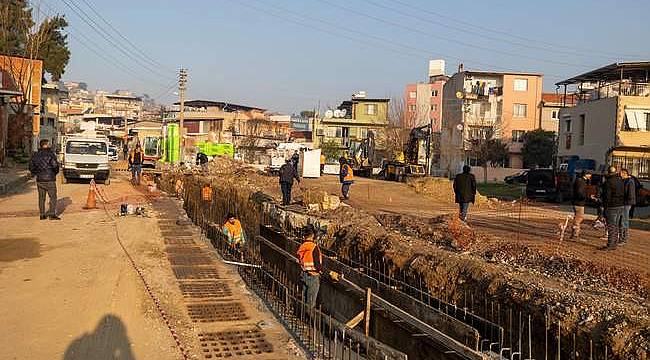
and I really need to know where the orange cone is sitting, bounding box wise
[83,180,97,209]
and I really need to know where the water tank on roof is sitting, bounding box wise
[429,59,446,78]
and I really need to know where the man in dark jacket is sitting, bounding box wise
[453,165,476,222]
[601,166,625,249]
[128,144,144,185]
[29,139,61,220]
[621,169,636,244]
[570,171,592,240]
[279,159,300,205]
[196,152,209,173]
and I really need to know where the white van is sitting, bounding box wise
[63,137,111,184]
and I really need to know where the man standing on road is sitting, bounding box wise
[297,226,322,309]
[320,153,326,175]
[339,157,354,200]
[453,165,476,223]
[621,169,636,244]
[602,166,626,249]
[570,171,592,241]
[29,139,61,220]
[279,158,300,205]
[128,144,144,185]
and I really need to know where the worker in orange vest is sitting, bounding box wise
[223,213,246,257]
[339,157,354,200]
[297,226,322,309]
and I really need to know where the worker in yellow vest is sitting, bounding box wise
[223,213,246,257]
[320,153,326,175]
[338,157,354,200]
[297,226,322,308]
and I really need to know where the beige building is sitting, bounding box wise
[314,94,389,158]
[539,93,576,133]
[95,90,143,120]
[440,68,543,173]
[556,62,650,179]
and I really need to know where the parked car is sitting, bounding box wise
[504,170,528,185]
[62,136,110,184]
[108,145,119,161]
[525,168,568,202]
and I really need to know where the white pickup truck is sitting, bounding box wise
[62,136,111,184]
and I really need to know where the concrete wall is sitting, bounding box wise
[440,73,466,175]
[557,97,618,167]
[470,166,526,183]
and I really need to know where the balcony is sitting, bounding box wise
[579,82,650,103]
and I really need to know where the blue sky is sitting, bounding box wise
[42,0,650,113]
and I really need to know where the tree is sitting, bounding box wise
[468,128,508,183]
[319,139,341,162]
[385,98,412,160]
[522,129,556,168]
[37,16,70,81]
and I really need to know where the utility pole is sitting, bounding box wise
[178,68,188,163]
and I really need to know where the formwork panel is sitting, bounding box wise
[168,254,214,266]
[197,329,273,358]
[187,302,249,322]
[172,266,220,280]
[179,281,232,299]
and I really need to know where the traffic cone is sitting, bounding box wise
[83,180,97,209]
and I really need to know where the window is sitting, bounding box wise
[409,91,416,99]
[408,105,416,112]
[359,128,368,139]
[513,103,527,117]
[366,104,376,115]
[565,119,572,132]
[565,133,572,149]
[623,110,650,132]
[431,104,438,112]
[579,114,585,145]
[431,89,438,97]
[514,79,528,91]
[552,110,558,119]
[335,127,342,138]
[512,130,526,143]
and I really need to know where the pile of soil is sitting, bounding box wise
[406,177,494,207]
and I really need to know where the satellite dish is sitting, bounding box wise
[341,109,347,117]
[325,110,334,119]
[333,109,342,118]
[455,91,464,99]
[456,124,464,131]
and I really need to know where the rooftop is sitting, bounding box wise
[463,69,543,77]
[175,100,266,112]
[556,62,650,85]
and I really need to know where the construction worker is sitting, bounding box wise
[128,143,144,185]
[320,153,326,175]
[196,151,209,174]
[223,213,246,257]
[279,159,300,205]
[29,139,61,220]
[339,157,354,200]
[453,165,476,223]
[297,226,322,309]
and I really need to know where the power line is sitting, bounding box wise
[57,0,174,81]
[34,2,174,91]
[76,0,173,71]
[316,0,593,69]
[355,0,615,61]
[385,0,644,59]
[244,0,518,73]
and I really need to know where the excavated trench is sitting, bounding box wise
[158,171,649,360]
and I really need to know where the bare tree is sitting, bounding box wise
[385,97,413,160]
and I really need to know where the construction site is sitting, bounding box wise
[155,156,648,360]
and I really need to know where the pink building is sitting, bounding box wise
[404,60,448,132]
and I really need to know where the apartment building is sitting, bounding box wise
[440,67,543,173]
[95,90,143,121]
[539,93,576,133]
[405,60,448,132]
[314,93,389,155]
[556,62,650,179]
[40,83,66,151]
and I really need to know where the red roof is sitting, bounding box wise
[542,93,576,105]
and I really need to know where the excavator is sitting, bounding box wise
[380,125,428,182]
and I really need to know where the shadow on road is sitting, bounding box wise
[57,197,73,215]
[63,314,135,360]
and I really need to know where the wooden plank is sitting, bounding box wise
[346,310,365,329]
[365,287,371,337]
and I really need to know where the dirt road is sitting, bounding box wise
[0,172,303,359]
[296,175,650,278]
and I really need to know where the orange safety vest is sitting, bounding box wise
[297,240,322,274]
[223,219,245,245]
[201,185,213,201]
[343,164,354,182]
[320,154,326,165]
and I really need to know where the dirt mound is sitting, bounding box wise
[406,177,494,207]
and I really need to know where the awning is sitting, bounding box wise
[624,109,649,131]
